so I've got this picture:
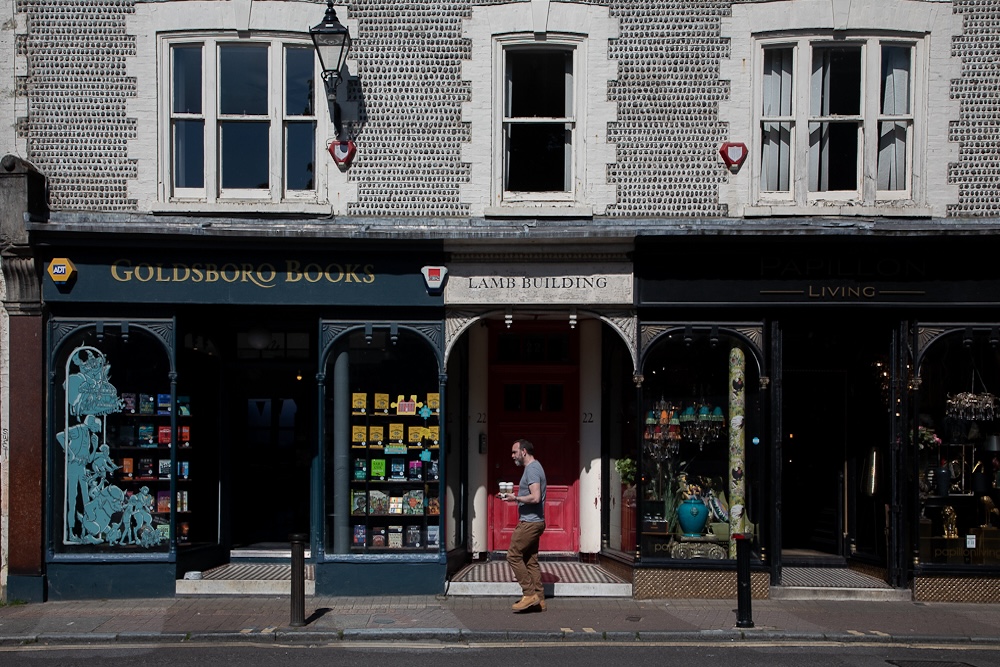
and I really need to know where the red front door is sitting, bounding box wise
[487,324,579,553]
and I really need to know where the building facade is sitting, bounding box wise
[2,0,1000,602]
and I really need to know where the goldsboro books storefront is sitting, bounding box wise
[32,236,448,600]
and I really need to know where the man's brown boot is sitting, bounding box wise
[511,594,540,612]
[537,598,546,612]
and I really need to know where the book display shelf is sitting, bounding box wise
[348,391,441,551]
[108,392,195,546]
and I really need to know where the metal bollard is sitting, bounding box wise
[289,533,307,627]
[734,532,754,628]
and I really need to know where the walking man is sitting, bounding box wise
[499,438,547,612]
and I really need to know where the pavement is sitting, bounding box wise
[1,593,1000,646]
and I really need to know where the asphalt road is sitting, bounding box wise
[0,642,997,667]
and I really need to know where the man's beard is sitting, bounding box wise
[514,458,523,467]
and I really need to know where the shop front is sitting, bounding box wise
[633,233,1000,601]
[31,234,447,599]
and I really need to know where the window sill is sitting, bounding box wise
[484,204,593,218]
[744,204,932,218]
[152,201,332,216]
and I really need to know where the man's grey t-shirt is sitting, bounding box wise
[518,459,546,522]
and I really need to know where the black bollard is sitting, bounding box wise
[734,532,754,628]
[289,533,307,627]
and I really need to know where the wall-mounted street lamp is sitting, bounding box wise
[310,1,355,167]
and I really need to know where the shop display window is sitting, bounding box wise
[50,321,193,555]
[639,329,762,561]
[324,328,443,554]
[915,327,1000,566]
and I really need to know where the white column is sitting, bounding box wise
[467,323,489,556]
[579,319,602,554]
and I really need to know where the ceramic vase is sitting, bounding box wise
[677,497,709,536]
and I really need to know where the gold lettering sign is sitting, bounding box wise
[110,259,376,288]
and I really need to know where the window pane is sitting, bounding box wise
[505,123,569,192]
[286,46,315,117]
[545,385,564,412]
[881,46,911,115]
[172,45,202,114]
[220,44,268,115]
[877,121,908,190]
[506,50,570,118]
[809,121,859,191]
[220,121,269,189]
[503,384,522,411]
[286,121,315,191]
[762,47,792,117]
[173,120,204,188]
[811,46,861,116]
[525,384,543,412]
[761,122,791,192]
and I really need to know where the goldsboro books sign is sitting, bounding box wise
[42,253,441,306]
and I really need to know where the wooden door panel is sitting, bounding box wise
[490,484,575,552]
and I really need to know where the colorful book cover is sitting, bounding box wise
[156,490,171,513]
[370,458,386,480]
[158,459,172,479]
[402,489,424,515]
[408,460,423,481]
[352,490,368,515]
[177,395,191,416]
[374,393,390,412]
[351,425,367,443]
[426,525,439,547]
[157,523,170,540]
[137,424,155,446]
[138,394,155,415]
[158,425,172,445]
[427,496,440,515]
[426,393,440,411]
[138,457,155,479]
[178,521,190,542]
[389,458,406,480]
[179,425,191,446]
[156,393,171,415]
[353,524,366,546]
[394,395,417,415]
[179,460,189,480]
[388,423,404,442]
[179,490,189,512]
[388,495,404,515]
[353,459,367,480]
[407,426,425,444]
[120,457,133,480]
[121,392,137,414]
[427,425,439,443]
[368,425,384,444]
[388,525,403,548]
[426,457,439,480]
[352,393,367,414]
[405,525,422,548]
[370,526,387,547]
[368,490,389,515]
[384,444,407,455]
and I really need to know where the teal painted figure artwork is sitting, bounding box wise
[57,345,164,547]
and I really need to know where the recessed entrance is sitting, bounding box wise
[487,322,580,553]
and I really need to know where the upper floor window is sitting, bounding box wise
[165,37,320,203]
[758,37,915,204]
[496,39,582,205]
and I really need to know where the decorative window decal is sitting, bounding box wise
[57,345,165,548]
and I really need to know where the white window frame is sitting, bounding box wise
[160,34,326,205]
[492,34,585,206]
[753,34,920,207]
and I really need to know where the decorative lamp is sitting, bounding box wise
[309,1,352,92]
